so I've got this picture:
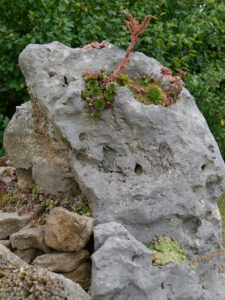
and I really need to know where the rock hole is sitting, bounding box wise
[207,144,215,153]
[79,132,87,142]
[183,217,201,234]
[102,146,116,172]
[135,163,143,175]
[206,211,212,219]
[85,233,94,254]
[201,164,206,171]
[161,282,165,289]
[49,71,56,77]
[76,153,86,161]
[131,254,138,261]
[64,76,68,85]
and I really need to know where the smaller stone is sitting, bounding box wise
[14,248,40,264]
[0,156,7,167]
[0,166,16,184]
[0,240,11,249]
[45,207,94,251]
[0,166,15,176]
[10,225,51,253]
[5,159,13,166]
[33,249,89,272]
[0,211,34,239]
[16,168,35,191]
[61,262,91,290]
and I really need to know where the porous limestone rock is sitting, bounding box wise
[0,244,91,300]
[33,249,89,272]
[4,42,225,297]
[0,210,34,239]
[45,207,94,251]
[91,222,225,300]
[10,224,51,253]
[4,101,78,195]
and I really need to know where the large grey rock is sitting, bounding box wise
[0,244,91,300]
[4,42,225,297]
[91,222,225,300]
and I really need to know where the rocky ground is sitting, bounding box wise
[0,156,94,298]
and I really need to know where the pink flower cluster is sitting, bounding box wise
[83,41,112,50]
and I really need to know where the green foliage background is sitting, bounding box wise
[0,0,224,159]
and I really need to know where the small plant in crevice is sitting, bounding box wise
[0,182,91,224]
[127,76,166,105]
[72,193,90,217]
[147,234,186,266]
[147,234,225,272]
[82,69,117,117]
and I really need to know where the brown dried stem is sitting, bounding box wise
[107,13,151,82]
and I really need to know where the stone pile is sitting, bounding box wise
[0,206,94,295]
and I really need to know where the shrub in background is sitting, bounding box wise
[0,0,224,158]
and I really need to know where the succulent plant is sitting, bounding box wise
[94,97,105,110]
[147,85,166,104]
[81,69,118,116]
[116,72,130,86]
[87,79,98,89]
[90,86,101,97]
[147,235,186,266]
[106,82,117,94]
[104,91,114,102]
[81,90,90,100]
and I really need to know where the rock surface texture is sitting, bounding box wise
[33,249,89,272]
[45,207,94,251]
[0,244,91,300]
[0,210,35,239]
[92,222,225,300]
[10,224,51,253]
[4,42,225,299]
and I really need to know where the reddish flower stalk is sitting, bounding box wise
[160,67,185,106]
[177,68,188,77]
[106,13,151,82]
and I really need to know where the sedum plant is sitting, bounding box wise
[147,235,186,266]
